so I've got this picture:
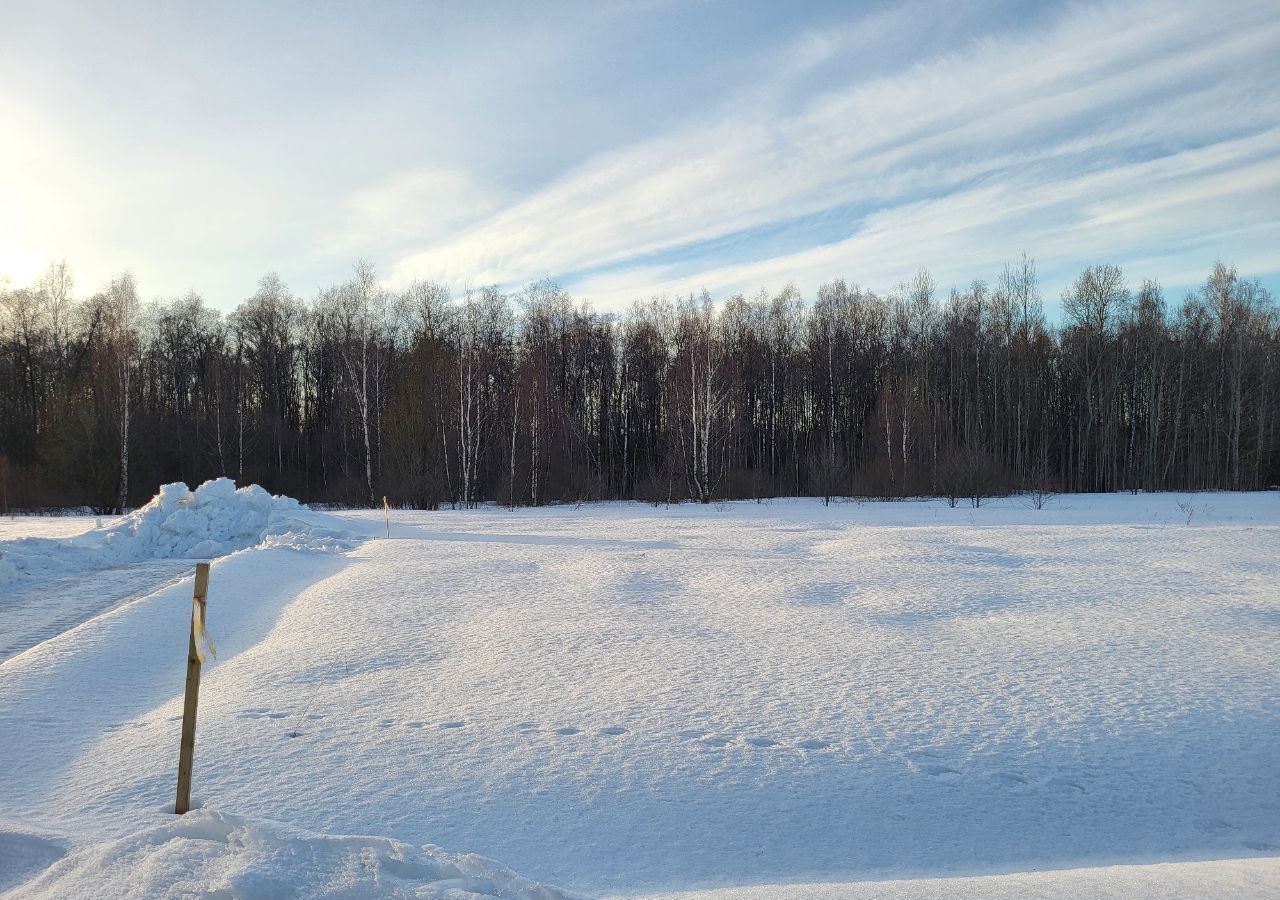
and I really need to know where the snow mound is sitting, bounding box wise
[0,830,64,893]
[94,479,358,560]
[7,810,583,900]
[97,479,278,562]
[0,479,358,587]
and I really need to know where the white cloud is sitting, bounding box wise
[326,168,505,258]
[388,0,1280,306]
[568,128,1280,308]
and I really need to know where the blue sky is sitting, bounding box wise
[1,0,1278,315]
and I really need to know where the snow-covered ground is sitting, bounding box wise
[1,487,1277,897]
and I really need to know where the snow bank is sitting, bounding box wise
[0,479,357,588]
[7,809,583,899]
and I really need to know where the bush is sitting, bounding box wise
[939,446,1003,508]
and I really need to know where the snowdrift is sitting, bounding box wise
[0,479,357,588]
[7,809,583,899]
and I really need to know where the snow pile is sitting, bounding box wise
[96,480,277,562]
[7,809,583,900]
[0,479,357,587]
[93,479,358,560]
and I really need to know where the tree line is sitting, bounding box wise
[1,256,1276,512]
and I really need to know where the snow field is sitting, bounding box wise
[0,491,1277,896]
[0,516,102,542]
[283,500,1279,895]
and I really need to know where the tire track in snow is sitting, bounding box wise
[0,560,193,665]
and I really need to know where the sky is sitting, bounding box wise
[1,0,1278,316]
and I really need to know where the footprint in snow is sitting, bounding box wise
[377,720,395,728]
[923,764,962,777]
[598,726,627,736]
[515,722,539,733]
[678,729,707,739]
[439,721,466,729]
[554,726,581,736]
[795,739,831,750]
[237,709,288,720]
[745,737,779,748]
[103,716,147,732]
[700,736,732,748]
[993,771,1029,786]
[405,722,424,728]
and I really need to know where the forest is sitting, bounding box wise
[0,257,1276,512]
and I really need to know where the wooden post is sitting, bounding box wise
[175,562,209,815]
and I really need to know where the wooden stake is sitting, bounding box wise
[175,562,209,815]
[383,495,390,538]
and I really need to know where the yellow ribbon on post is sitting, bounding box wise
[192,598,217,663]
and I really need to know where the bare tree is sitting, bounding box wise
[455,286,511,507]
[674,292,726,503]
[103,273,139,513]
